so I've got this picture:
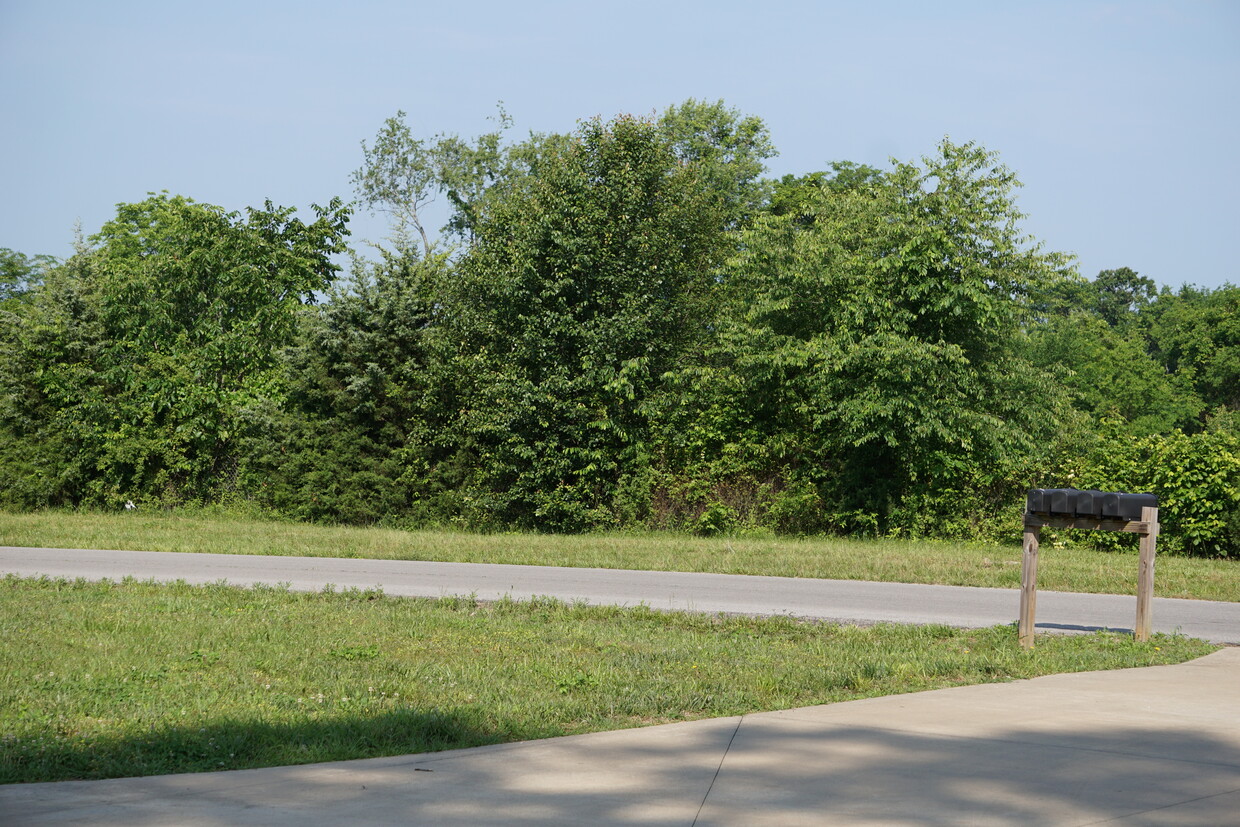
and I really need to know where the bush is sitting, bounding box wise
[1068,425,1240,557]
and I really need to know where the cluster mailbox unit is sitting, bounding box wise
[1020,488,1160,649]
[1025,489,1158,523]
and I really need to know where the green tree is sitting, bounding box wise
[657,98,776,228]
[1028,267,1157,326]
[1027,312,1203,435]
[352,111,444,256]
[661,140,1074,533]
[245,248,449,523]
[1146,284,1240,413]
[0,194,349,506]
[431,114,728,531]
[354,99,774,257]
[1092,267,1157,329]
[0,247,56,305]
[352,105,532,254]
[767,162,885,225]
[0,249,103,506]
[1069,422,1240,557]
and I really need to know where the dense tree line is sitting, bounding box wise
[2,100,1236,555]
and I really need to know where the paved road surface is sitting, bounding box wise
[3,546,1238,643]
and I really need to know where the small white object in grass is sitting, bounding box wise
[124,500,136,511]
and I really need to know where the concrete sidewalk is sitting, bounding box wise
[5,648,1238,826]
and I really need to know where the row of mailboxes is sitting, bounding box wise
[1026,488,1158,521]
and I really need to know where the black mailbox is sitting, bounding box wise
[1026,488,1157,520]
[1026,488,1078,516]
[1073,489,1105,519]
[1101,492,1158,521]
[1026,488,1052,514]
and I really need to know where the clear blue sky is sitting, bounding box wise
[3,0,1237,289]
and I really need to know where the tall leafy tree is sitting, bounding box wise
[352,105,536,254]
[1027,312,1203,435]
[0,193,349,505]
[657,98,776,228]
[0,248,56,305]
[1092,267,1157,329]
[1146,284,1240,413]
[431,114,728,530]
[246,248,449,523]
[354,99,774,258]
[352,111,444,256]
[766,162,885,226]
[0,249,103,506]
[665,140,1073,532]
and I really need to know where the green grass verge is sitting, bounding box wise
[0,575,1217,784]
[2,509,1237,601]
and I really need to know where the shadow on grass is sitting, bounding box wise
[1037,621,1134,634]
[0,707,501,785]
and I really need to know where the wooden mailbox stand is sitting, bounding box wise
[1019,506,1159,649]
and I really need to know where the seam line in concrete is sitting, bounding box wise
[692,715,743,826]
[1078,785,1240,825]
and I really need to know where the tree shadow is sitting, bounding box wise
[5,716,1239,825]
[0,707,498,786]
[696,720,1240,825]
[1037,621,1133,635]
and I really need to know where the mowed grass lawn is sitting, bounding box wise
[0,576,1215,784]
[1,509,1237,602]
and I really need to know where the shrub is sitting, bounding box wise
[1069,425,1240,557]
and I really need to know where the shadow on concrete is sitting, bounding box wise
[695,720,1240,825]
[9,717,1236,825]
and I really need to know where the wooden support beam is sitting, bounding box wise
[1019,522,1040,650]
[1135,506,1159,642]
[1023,515,1151,534]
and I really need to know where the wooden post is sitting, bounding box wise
[1134,506,1159,642]
[1019,521,1040,649]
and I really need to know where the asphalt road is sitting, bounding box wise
[3,546,1238,643]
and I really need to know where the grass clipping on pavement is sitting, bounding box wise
[0,575,1216,784]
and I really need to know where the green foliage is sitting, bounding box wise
[0,251,103,506]
[1092,267,1158,329]
[0,194,349,507]
[1027,312,1203,435]
[352,111,443,255]
[243,249,449,524]
[657,98,777,228]
[1146,284,1240,412]
[0,247,56,304]
[352,104,560,254]
[656,139,1072,534]
[1030,267,1155,328]
[766,162,885,226]
[428,114,729,531]
[1068,424,1240,557]
[6,100,1236,544]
